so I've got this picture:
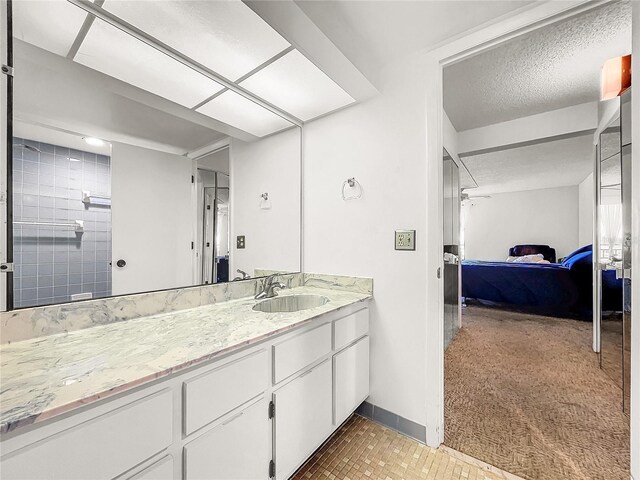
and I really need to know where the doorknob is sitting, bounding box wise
[116,259,127,268]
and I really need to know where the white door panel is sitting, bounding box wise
[111,142,193,295]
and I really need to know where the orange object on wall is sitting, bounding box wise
[601,55,631,101]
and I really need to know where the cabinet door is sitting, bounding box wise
[274,360,332,480]
[334,336,370,426]
[183,399,270,480]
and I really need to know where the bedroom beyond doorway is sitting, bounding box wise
[441,2,632,479]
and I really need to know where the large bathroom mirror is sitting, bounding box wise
[6,0,307,308]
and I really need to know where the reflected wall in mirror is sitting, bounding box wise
[8,0,310,308]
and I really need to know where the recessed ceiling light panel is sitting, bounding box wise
[12,0,88,56]
[75,18,224,108]
[83,137,105,146]
[240,50,355,121]
[102,0,290,81]
[196,91,292,138]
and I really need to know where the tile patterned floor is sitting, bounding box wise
[292,415,512,480]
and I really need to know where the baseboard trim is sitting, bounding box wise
[356,401,427,443]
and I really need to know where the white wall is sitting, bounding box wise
[464,186,580,261]
[230,127,301,277]
[303,61,428,427]
[578,173,594,247]
[111,142,193,295]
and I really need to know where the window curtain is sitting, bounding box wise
[600,204,622,260]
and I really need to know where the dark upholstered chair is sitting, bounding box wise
[508,244,557,263]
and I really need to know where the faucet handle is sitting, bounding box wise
[264,273,280,286]
[268,282,287,297]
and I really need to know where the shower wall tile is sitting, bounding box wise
[12,137,112,308]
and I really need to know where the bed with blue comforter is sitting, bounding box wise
[462,245,621,319]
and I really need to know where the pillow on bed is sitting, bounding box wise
[508,254,546,263]
[561,245,592,263]
[561,251,591,268]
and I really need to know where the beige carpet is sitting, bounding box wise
[444,306,630,480]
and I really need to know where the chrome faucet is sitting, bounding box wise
[233,269,251,281]
[255,274,287,300]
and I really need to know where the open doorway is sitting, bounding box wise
[441,3,631,479]
[195,147,231,284]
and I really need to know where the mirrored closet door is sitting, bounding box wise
[595,88,632,415]
[443,148,461,350]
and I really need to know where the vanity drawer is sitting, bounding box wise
[183,349,269,435]
[126,455,173,480]
[273,323,332,383]
[333,308,369,351]
[0,389,173,480]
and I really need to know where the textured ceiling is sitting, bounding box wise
[444,1,632,131]
[461,134,594,196]
[295,0,534,79]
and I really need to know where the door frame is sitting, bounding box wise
[424,0,628,447]
[0,0,12,312]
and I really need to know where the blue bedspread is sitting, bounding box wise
[462,247,622,319]
[462,260,580,316]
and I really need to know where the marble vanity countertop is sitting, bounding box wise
[0,286,371,434]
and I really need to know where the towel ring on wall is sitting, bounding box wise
[260,192,272,210]
[342,177,363,201]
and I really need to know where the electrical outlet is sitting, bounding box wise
[395,230,416,251]
[237,235,245,249]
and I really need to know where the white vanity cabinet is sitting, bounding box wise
[182,349,269,436]
[183,399,270,480]
[0,305,370,480]
[0,390,173,480]
[334,336,370,426]
[127,456,174,480]
[333,309,370,426]
[273,360,333,480]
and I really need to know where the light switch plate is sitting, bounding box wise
[237,235,245,249]
[395,230,416,251]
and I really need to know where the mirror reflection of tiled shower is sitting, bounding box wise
[12,138,112,308]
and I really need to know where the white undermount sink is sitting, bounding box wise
[253,295,329,313]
